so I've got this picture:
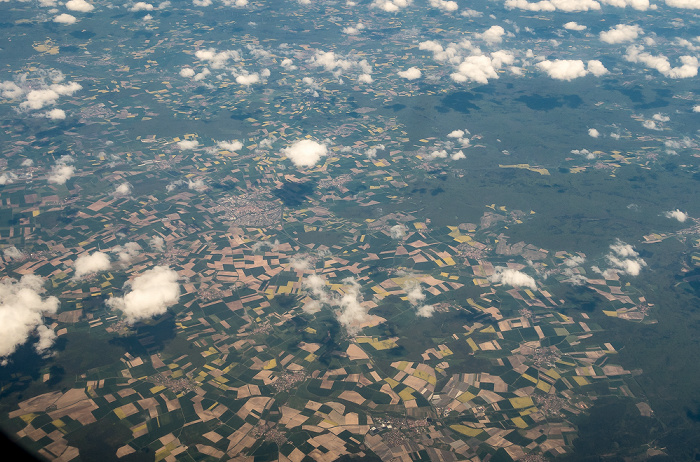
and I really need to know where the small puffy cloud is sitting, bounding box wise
[365,145,384,159]
[304,274,329,299]
[505,0,601,11]
[166,179,185,192]
[65,0,94,12]
[564,255,586,267]
[222,0,248,5]
[666,0,700,8]
[20,82,82,111]
[447,129,465,138]
[177,139,199,150]
[587,60,609,76]
[193,68,211,81]
[664,137,694,152]
[73,251,110,280]
[402,279,436,317]
[490,267,537,290]
[130,1,154,11]
[0,172,18,185]
[179,67,195,78]
[309,51,355,73]
[188,178,207,192]
[4,246,25,260]
[398,67,422,80]
[588,128,600,137]
[642,119,659,130]
[607,255,645,275]
[451,52,514,84]
[564,21,586,31]
[403,280,426,306]
[625,45,699,78]
[194,48,240,69]
[107,266,180,324]
[303,274,329,313]
[429,0,458,11]
[216,140,243,152]
[303,275,370,333]
[600,0,652,8]
[342,22,365,35]
[48,156,75,185]
[45,108,66,120]
[114,182,132,196]
[0,275,60,360]
[693,105,700,112]
[390,224,408,239]
[193,0,213,6]
[0,81,23,99]
[664,209,688,222]
[653,113,670,122]
[34,325,57,356]
[537,59,589,81]
[477,25,505,45]
[149,235,165,252]
[600,24,643,44]
[606,240,646,276]
[289,257,311,271]
[416,304,435,317]
[334,277,369,335]
[236,73,260,86]
[572,148,595,159]
[280,58,297,71]
[283,139,327,168]
[113,242,141,264]
[371,0,413,11]
[54,13,77,24]
[358,73,373,83]
[451,150,466,160]
[609,240,637,257]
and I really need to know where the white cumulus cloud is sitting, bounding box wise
[113,242,142,264]
[664,209,688,222]
[505,0,601,11]
[564,22,587,30]
[398,67,422,80]
[130,1,154,11]
[216,140,243,152]
[54,13,77,24]
[606,240,646,276]
[537,59,587,81]
[478,25,506,45]
[666,0,700,8]
[600,0,652,9]
[45,108,66,120]
[283,139,327,168]
[65,0,94,12]
[0,275,60,360]
[451,52,514,84]
[600,24,643,44]
[490,267,537,289]
[48,156,75,185]
[177,139,199,150]
[107,266,180,324]
[114,182,132,196]
[429,0,458,10]
[73,251,111,280]
[371,0,413,11]
[150,236,165,252]
[625,45,699,78]
[390,224,408,239]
